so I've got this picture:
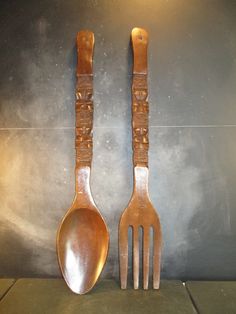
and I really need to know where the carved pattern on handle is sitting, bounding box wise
[132,74,149,167]
[75,74,93,166]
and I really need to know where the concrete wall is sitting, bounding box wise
[0,0,236,280]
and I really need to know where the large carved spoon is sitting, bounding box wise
[57,30,109,294]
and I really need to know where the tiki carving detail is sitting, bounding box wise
[132,74,149,166]
[75,75,93,166]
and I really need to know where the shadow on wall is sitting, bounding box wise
[0,221,60,278]
[184,204,236,280]
[0,221,33,277]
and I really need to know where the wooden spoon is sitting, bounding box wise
[56,30,109,294]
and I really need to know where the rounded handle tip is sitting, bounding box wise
[77,30,94,49]
[131,27,148,44]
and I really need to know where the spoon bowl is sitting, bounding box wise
[57,207,109,294]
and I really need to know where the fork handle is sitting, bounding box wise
[131,28,149,167]
[75,30,94,167]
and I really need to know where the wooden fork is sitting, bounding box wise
[119,27,162,290]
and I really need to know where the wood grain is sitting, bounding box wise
[119,27,162,290]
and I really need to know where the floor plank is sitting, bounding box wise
[0,279,195,314]
[186,281,236,314]
[0,279,15,300]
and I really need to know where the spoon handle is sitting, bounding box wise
[75,30,94,167]
[131,28,149,168]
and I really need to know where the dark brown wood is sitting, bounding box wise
[119,28,162,290]
[56,30,109,295]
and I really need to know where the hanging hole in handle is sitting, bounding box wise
[138,33,143,40]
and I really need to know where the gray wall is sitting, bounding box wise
[0,0,236,280]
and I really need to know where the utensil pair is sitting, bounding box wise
[57,28,162,294]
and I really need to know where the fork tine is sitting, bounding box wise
[143,227,150,289]
[153,225,161,289]
[133,226,139,289]
[119,225,128,289]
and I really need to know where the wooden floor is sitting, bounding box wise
[0,279,235,313]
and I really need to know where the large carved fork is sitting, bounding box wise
[119,28,162,290]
